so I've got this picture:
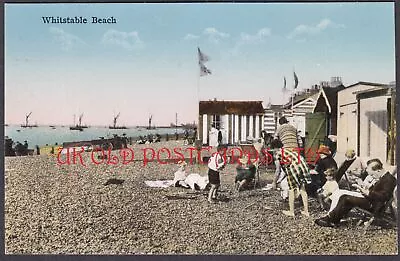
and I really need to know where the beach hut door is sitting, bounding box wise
[305,112,327,162]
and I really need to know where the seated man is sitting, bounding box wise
[315,159,396,228]
[354,159,384,189]
[235,157,256,191]
[338,149,367,186]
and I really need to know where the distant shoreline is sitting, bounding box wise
[5,124,189,129]
[5,126,190,150]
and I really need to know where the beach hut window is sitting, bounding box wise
[212,115,221,129]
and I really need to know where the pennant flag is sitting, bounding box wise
[198,47,210,64]
[283,76,287,91]
[294,71,299,89]
[199,62,212,76]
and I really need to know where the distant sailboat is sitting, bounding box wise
[21,112,38,128]
[109,112,128,129]
[146,114,155,130]
[70,113,86,131]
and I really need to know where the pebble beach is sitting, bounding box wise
[4,140,398,255]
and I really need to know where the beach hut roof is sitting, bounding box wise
[199,100,264,115]
[345,81,389,89]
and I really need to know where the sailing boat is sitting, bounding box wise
[109,112,128,129]
[70,113,87,131]
[146,114,155,130]
[21,112,38,128]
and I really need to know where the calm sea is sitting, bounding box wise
[5,125,186,148]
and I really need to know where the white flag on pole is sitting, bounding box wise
[198,47,210,63]
[199,62,212,76]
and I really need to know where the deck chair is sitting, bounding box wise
[239,144,261,189]
[335,158,356,190]
[353,192,397,232]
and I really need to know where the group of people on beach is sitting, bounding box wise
[170,116,397,229]
[4,137,30,156]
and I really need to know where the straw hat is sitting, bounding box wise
[177,160,187,166]
[317,145,331,156]
[324,168,336,177]
[345,149,356,161]
[328,135,337,142]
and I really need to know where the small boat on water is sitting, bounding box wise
[70,114,87,131]
[70,125,83,131]
[21,112,38,128]
[109,112,128,129]
[146,114,156,130]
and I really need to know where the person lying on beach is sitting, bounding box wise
[170,160,209,191]
[137,136,146,144]
[172,160,190,188]
[184,173,209,191]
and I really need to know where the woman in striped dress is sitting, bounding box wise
[274,117,312,217]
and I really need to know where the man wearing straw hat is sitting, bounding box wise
[341,149,367,185]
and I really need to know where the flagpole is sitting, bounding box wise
[291,89,294,116]
[197,71,200,140]
[292,68,296,116]
[282,76,286,106]
[292,70,294,116]
[197,47,211,142]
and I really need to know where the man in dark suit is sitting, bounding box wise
[315,159,397,228]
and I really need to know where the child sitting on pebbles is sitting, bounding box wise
[172,160,190,188]
[235,157,256,192]
[317,168,339,210]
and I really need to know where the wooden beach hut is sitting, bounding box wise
[336,81,389,156]
[355,83,396,164]
[198,100,265,146]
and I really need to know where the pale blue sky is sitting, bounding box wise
[5,3,395,126]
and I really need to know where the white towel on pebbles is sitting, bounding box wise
[144,180,174,188]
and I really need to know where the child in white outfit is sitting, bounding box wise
[317,168,339,210]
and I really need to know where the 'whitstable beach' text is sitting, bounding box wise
[42,16,117,24]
